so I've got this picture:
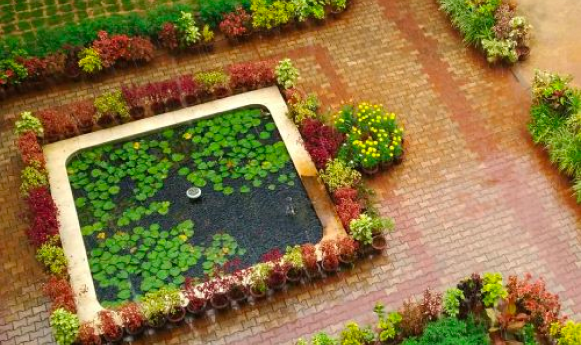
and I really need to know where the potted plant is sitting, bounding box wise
[145,82,166,115]
[329,0,347,17]
[93,90,131,127]
[49,308,80,345]
[69,101,96,134]
[283,245,304,283]
[267,261,289,290]
[350,213,394,253]
[177,75,203,106]
[195,71,231,100]
[121,84,147,120]
[140,287,181,328]
[14,111,44,140]
[78,322,102,345]
[207,277,231,310]
[337,236,358,265]
[98,310,123,343]
[227,270,249,303]
[219,7,252,44]
[165,290,186,324]
[249,263,270,299]
[184,278,209,316]
[320,240,339,273]
[118,303,144,336]
[301,243,321,279]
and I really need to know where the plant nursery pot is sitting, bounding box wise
[372,235,388,251]
[102,327,124,343]
[151,102,166,115]
[249,286,267,299]
[361,165,379,175]
[380,160,394,170]
[210,292,230,310]
[358,243,374,256]
[321,260,339,274]
[394,153,404,165]
[125,324,144,336]
[184,94,200,106]
[227,286,249,303]
[295,20,309,30]
[286,268,304,283]
[78,124,94,134]
[330,9,345,19]
[130,107,146,120]
[305,264,322,280]
[186,298,208,315]
[339,253,357,265]
[165,98,182,111]
[166,306,186,323]
[96,114,116,128]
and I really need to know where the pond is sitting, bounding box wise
[67,107,323,305]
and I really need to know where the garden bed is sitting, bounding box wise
[67,106,323,305]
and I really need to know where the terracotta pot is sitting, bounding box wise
[358,243,374,256]
[305,264,322,280]
[321,260,339,273]
[372,235,388,251]
[164,98,182,111]
[227,36,240,45]
[338,253,357,265]
[186,298,207,315]
[150,102,166,115]
[102,327,124,343]
[184,94,200,106]
[295,20,309,30]
[249,286,266,299]
[147,316,167,329]
[78,124,93,134]
[96,113,116,128]
[267,272,287,290]
[166,306,186,323]
[130,107,146,120]
[330,9,345,19]
[380,160,394,170]
[286,268,304,283]
[210,292,230,310]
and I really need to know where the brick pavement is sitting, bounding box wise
[1,0,580,344]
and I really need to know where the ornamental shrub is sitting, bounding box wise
[481,272,508,307]
[311,332,338,345]
[220,7,252,38]
[20,161,48,196]
[43,277,76,313]
[289,93,319,125]
[300,118,343,169]
[200,0,251,28]
[195,71,230,94]
[36,236,68,277]
[349,213,394,244]
[14,111,44,137]
[175,11,201,48]
[553,321,581,345]
[251,0,296,30]
[319,158,361,192]
[374,303,403,342]
[140,287,181,324]
[443,288,465,317]
[275,58,300,89]
[78,48,103,74]
[18,131,45,166]
[339,322,375,345]
[94,90,131,123]
[50,308,79,345]
[401,315,488,345]
[0,58,28,85]
[37,108,78,142]
[27,186,60,247]
[228,60,276,90]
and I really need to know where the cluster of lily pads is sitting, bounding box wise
[67,107,296,304]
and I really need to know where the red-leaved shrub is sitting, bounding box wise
[228,60,275,90]
[19,57,48,81]
[43,276,76,313]
[27,187,59,247]
[145,80,181,113]
[37,108,78,142]
[334,187,362,231]
[18,131,45,166]
[159,23,179,50]
[127,36,155,62]
[92,31,131,68]
[300,118,344,169]
[121,84,147,119]
[219,7,252,39]
[177,75,203,105]
[68,100,96,132]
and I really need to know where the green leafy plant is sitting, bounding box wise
[249,262,272,293]
[36,236,68,277]
[175,11,201,47]
[287,93,319,124]
[283,245,304,269]
[374,303,403,342]
[195,71,230,93]
[276,58,300,89]
[50,308,80,345]
[349,213,394,245]
[251,0,296,30]
[330,0,347,11]
[140,286,182,325]
[481,38,517,63]
[319,158,362,192]
[201,25,215,43]
[443,288,465,317]
[20,161,48,196]
[551,321,581,345]
[401,315,489,345]
[200,0,251,27]
[339,321,375,345]
[78,48,103,74]
[94,90,131,124]
[311,332,338,345]
[481,272,507,307]
[14,111,44,137]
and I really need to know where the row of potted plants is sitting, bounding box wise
[438,0,532,64]
[14,58,397,344]
[294,272,580,345]
[528,70,581,203]
[0,0,352,100]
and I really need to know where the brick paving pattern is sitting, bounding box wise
[1,0,581,344]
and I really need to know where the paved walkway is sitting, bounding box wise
[1,0,580,344]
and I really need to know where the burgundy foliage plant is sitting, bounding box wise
[26,187,59,247]
[43,276,76,313]
[299,118,344,169]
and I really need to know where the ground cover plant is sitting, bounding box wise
[528,70,581,202]
[295,272,578,345]
[67,107,322,304]
[438,0,531,64]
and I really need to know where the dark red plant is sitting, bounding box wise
[118,303,144,333]
[27,187,59,247]
[158,23,179,50]
[228,60,275,90]
[185,277,209,311]
[121,84,147,118]
[78,323,101,345]
[92,31,131,68]
[145,80,181,114]
[99,310,122,340]
[37,108,78,142]
[43,276,76,313]
[456,273,484,318]
[267,261,289,288]
[301,243,318,272]
[18,131,45,167]
[334,187,362,230]
[68,100,96,132]
[420,289,442,322]
[337,236,358,257]
[506,273,563,337]
[18,57,48,81]
[219,7,252,39]
[300,118,344,169]
[62,45,82,78]
[320,240,338,270]
[261,248,283,263]
[177,75,203,105]
[43,53,67,77]
[127,36,155,62]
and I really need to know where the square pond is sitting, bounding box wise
[67,107,323,305]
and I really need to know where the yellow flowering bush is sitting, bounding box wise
[335,102,404,170]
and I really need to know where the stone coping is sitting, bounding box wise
[43,86,346,323]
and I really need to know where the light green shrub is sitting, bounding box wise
[319,158,361,192]
[14,111,44,137]
[78,48,103,74]
[50,308,80,345]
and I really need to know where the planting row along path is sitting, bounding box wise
[1,0,581,344]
